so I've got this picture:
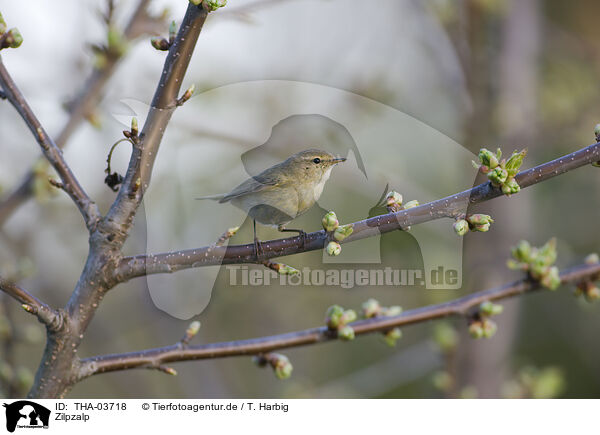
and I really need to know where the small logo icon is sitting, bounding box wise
[3,401,50,432]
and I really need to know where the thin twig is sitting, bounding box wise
[78,261,600,377]
[114,142,600,282]
[0,58,100,229]
[0,277,61,329]
[0,0,155,227]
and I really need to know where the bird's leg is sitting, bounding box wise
[278,225,307,249]
[253,220,264,261]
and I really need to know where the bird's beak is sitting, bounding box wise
[331,157,347,164]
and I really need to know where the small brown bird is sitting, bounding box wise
[197,149,346,257]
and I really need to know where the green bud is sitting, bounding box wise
[337,325,355,341]
[0,13,7,35]
[277,264,299,275]
[333,224,353,241]
[585,285,600,302]
[340,309,357,324]
[325,305,344,328]
[383,328,402,346]
[468,321,484,339]
[466,214,494,226]
[538,238,557,266]
[505,149,527,177]
[4,28,23,49]
[385,191,403,207]
[382,305,402,317]
[584,253,599,265]
[322,211,339,231]
[131,117,138,136]
[595,124,600,139]
[189,0,202,5]
[478,148,499,169]
[203,0,227,11]
[502,178,520,196]
[270,354,293,380]
[403,200,420,209]
[472,223,491,232]
[326,241,341,256]
[186,320,201,337]
[480,301,503,316]
[150,37,170,51]
[107,27,127,56]
[487,166,508,185]
[453,219,469,236]
[169,20,177,41]
[512,240,532,263]
[541,266,561,290]
[361,298,381,318]
[432,322,458,352]
[507,258,527,271]
[481,318,497,338]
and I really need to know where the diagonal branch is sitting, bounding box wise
[0,276,62,330]
[79,261,600,377]
[100,3,208,241]
[114,142,600,282]
[0,0,156,227]
[0,57,101,230]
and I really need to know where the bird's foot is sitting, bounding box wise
[254,237,264,262]
[278,226,307,250]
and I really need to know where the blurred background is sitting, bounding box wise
[0,0,599,398]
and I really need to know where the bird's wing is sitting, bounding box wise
[219,166,285,203]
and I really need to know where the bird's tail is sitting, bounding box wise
[195,194,226,201]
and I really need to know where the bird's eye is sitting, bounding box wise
[313,158,321,164]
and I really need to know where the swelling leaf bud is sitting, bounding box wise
[453,219,469,236]
[383,328,402,346]
[337,325,355,341]
[326,241,341,256]
[0,13,7,34]
[385,191,403,207]
[361,298,381,318]
[382,305,403,317]
[478,148,499,169]
[468,321,484,339]
[481,318,497,338]
[322,211,339,231]
[479,301,503,316]
[403,200,419,209]
[595,124,600,141]
[150,37,170,51]
[203,0,227,11]
[584,253,599,265]
[505,149,527,177]
[325,305,344,328]
[472,223,491,232]
[466,214,494,226]
[488,166,508,186]
[270,354,293,380]
[502,178,520,196]
[333,224,353,241]
[340,309,357,324]
[3,28,23,49]
[541,266,561,290]
[512,240,532,263]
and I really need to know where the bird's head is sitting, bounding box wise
[281,149,346,183]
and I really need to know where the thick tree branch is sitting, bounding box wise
[0,0,155,227]
[26,2,213,399]
[0,57,100,229]
[79,261,600,377]
[101,3,208,241]
[0,277,61,329]
[114,142,600,282]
